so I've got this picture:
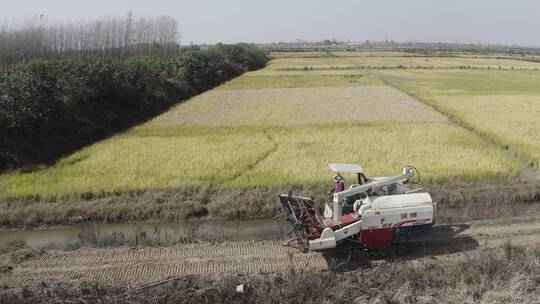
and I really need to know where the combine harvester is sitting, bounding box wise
[277,164,436,253]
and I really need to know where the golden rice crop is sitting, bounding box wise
[438,95,540,164]
[378,69,540,164]
[0,123,518,200]
[0,129,274,198]
[331,50,412,57]
[269,51,330,58]
[349,57,540,69]
[229,123,519,188]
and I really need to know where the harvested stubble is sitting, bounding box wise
[267,57,359,70]
[219,73,383,89]
[331,50,412,57]
[150,86,447,127]
[247,69,383,76]
[2,244,539,303]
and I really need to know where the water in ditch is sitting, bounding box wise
[0,218,286,250]
[1,201,539,250]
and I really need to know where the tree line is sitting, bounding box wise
[0,13,179,67]
[0,43,269,171]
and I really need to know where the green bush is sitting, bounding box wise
[9,248,35,264]
[0,44,268,170]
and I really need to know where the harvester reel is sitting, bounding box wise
[276,193,321,253]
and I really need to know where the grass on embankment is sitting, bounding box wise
[378,69,540,166]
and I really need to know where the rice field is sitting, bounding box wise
[269,51,330,58]
[0,128,274,198]
[331,51,413,57]
[230,123,517,188]
[266,57,359,70]
[268,56,540,70]
[219,72,383,89]
[269,50,412,58]
[150,86,447,127]
[0,122,518,199]
[0,53,530,200]
[378,69,540,165]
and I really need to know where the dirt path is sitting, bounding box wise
[1,217,539,288]
[0,241,327,288]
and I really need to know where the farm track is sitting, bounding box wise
[0,241,327,288]
[1,218,540,288]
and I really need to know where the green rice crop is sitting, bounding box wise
[378,69,540,165]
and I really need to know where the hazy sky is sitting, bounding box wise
[2,0,540,46]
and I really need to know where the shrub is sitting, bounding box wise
[9,248,35,264]
[0,44,268,171]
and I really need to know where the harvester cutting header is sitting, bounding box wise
[278,164,436,253]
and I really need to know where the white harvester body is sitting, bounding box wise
[278,164,436,252]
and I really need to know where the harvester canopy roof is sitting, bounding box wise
[328,163,364,174]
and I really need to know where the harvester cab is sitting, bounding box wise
[277,164,435,253]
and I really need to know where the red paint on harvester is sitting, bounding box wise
[360,228,394,248]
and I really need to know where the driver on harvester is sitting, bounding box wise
[330,173,358,214]
[330,173,345,194]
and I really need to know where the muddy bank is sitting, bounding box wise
[1,216,540,287]
[1,243,538,304]
[1,202,540,252]
[0,219,283,251]
[1,176,540,228]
